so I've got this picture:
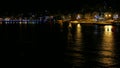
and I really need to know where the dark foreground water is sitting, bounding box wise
[1,23,120,68]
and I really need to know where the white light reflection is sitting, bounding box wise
[76,24,82,43]
[71,24,83,67]
[77,24,81,28]
[67,23,83,67]
[98,25,116,67]
[68,23,72,28]
[104,25,112,32]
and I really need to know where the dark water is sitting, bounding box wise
[1,23,120,68]
[1,23,65,68]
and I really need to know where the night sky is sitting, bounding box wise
[0,0,119,14]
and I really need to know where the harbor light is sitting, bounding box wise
[76,14,81,20]
[113,14,119,20]
[108,14,111,17]
[104,12,112,19]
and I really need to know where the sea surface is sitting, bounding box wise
[1,23,120,68]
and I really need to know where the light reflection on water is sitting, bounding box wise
[3,23,120,67]
[2,22,120,67]
[66,24,84,67]
[98,25,116,67]
[65,24,120,68]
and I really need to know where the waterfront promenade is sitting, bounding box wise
[70,20,115,26]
